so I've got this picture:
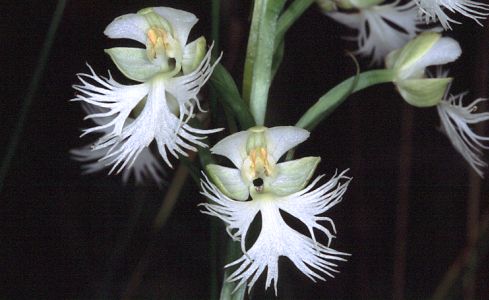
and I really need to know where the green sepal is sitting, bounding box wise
[206,164,249,201]
[182,37,206,75]
[397,77,452,107]
[336,0,383,9]
[317,0,337,11]
[266,156,321,196]
[387,32,440,78]
[105,47,163,82]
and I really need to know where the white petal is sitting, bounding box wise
[80,103,113,128]
[104,13,149,44]
[166,44,220,110]
[200,171,351,294]
[71,141,166,186]
[327,11,362,29]
[152,7,198,46]
[72,64,150,137]
[121,147,167,186]
[404,37,461,79]
[225,197,349,295]
[328,2,422,65]
[70,144,107,174]
[211,131,250,168]
[438,94,489,177]
[199,173,260,252]
[266,126,310,161]
[276,170,351,247]
[96,79,218,173]
[416,0,489,29]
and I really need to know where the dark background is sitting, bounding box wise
[1,1,488,299]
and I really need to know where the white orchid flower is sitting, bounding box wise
[72,7,222,174]
[71,105,167,186]
[326,1,422,65]
[386,32,461,107]
[71,143,166,186]
[206,126,326,200]
[435,70,489,177]
[414,0,489,30]
[200,126,350,294]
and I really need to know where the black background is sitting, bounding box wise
[1,1,488,299]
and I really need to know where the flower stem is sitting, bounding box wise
[432,209,489,300]
[296,69,395,130]
[219,240,246,300]
[0,0,67,193]
[243,0,287,125]
[210,2,221,299]
[275,0,315,46]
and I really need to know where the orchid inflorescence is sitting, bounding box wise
[71,0,489,296]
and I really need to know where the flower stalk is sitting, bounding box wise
[0,0,67,193]
[296,69,395,130]
[243,0,287,125]
[275,0,315,46]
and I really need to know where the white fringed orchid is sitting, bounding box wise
[386,32,461,107]
[437,82,489,177]
[414,0,489,29]
[71,105,166,186]
[206,126,319,200]
[326,1,422,65]
[71,143,166,186]
[200,126,350,294]
[72,7,221,174]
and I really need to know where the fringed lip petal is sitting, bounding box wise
[438,93,489,177]
[71,138,167,187]
[72,64,150,137]
[73,57,220,173]
[200,170,351,294]
[327,1,422,65]
[415,0,489,29]
[165,43,221,109]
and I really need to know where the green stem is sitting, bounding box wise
[0,0,67,193]
[242,0,264,104]
[296,69,395,130]
[432,210,489,300]
[152,160,192,230]
[275,0,315,46]
[219,239,247,300]
[211,0,220,57]
[245,0,287,125]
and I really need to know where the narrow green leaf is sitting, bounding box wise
[210,63,255,129]
[219,240,246,300]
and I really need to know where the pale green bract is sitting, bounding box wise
[386,32,461,107]
[72,7,221,174]
[200,126,350,294]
